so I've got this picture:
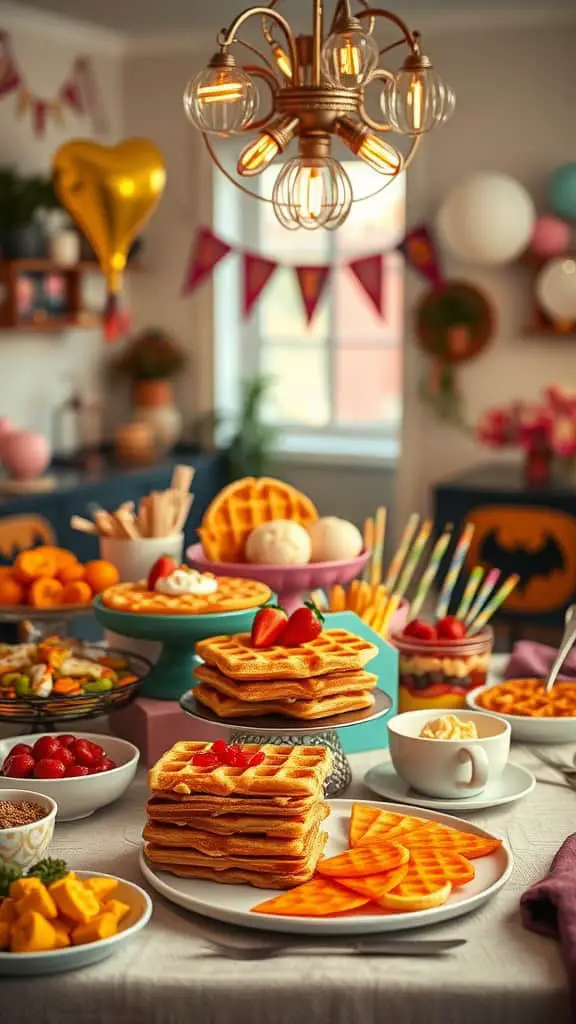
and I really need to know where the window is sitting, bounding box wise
[214,157,405,461]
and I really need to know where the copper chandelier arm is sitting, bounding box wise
[359,67,394,132]
[261,0,282,46]
[202,133,275,204]
[235,37,279,75]
[239,64,280,132]
[355,7,419,53]
[353,0,376,35]
[219,6,299,81]
[378,37,405,58]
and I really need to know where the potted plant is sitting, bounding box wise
[110,328,187,450]
[224,376,279,479]
[0,171,59,259]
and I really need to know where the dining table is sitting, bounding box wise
[1,735,573,1024]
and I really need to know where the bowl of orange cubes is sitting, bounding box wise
[0,547,120,614]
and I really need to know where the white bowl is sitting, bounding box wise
[0,870,152,976]
[0,788,57,870]
[0,734,139,822]
[466,685,576,744]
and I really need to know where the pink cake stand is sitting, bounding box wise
[187,544,371,615]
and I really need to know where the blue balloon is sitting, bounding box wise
[549,163,576,221]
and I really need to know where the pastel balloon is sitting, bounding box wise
[530,215,572,259]
[1,431,51,480]
[549,163,576,221]
[52,138,166,295]
[536,257,576,321]
[436,172,535,266]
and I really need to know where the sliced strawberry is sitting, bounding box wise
[436,615,467,641]
[278,602,324,647]
[147,556,178,592]
[403,619,437,641]
[192,752,220,768]
[250,605,288,649]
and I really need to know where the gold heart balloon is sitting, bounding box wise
[52,138,166,294]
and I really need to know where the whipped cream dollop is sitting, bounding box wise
[154,569,219,597]
[419,715,478,741]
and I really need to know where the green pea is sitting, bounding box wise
[83,678,113,693]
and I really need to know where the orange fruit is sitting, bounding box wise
[83,560,120,594]
[14,549,57,583]
[0,577,25,606]
[28,577,64,609]
[34,546,79,573]
[57,562,86,584]
[61,580,93,606]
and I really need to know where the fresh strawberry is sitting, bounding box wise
[278,602,324,647]
[436,615,467,641]
[250,605,288,648]
[403,619,437,641]
[147,556,178,591]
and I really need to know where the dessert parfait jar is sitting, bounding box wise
[391,628,494,713]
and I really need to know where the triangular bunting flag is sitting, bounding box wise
[398,224,444,287]
[348,254,385,317]
[243,253,278,318]
[182,228,232,295]
[295,265,331,325]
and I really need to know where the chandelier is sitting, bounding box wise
[183,0,455,231]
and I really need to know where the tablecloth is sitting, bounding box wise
[1,743,573,1024]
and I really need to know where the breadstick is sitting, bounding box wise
[173,493,193,533]
[114,507,140,539]
[138,496,151,538]
[94,510,119,537]
[70,515,97,535]
[171,464,195,494]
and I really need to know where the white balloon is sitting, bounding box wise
[436,172,536,266]
[536,257,576,321]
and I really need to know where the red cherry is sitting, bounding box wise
[86,742,105,762]
[222,746,249,768]
[57,734,77,748]
[34,758,66,779]
[33,737,62,761]
[248,752,265,767]
[57,747,76,768]
[9,743,34,758]
[192,752,220,767]
[65,765,90,777]
[99,758,116,772]
[436,615,467,641]
[211,739,228,759]
[2,753,35,778]
[403,619,438,641]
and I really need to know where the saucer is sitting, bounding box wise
[363,761,535,812]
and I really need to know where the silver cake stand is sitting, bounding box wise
[179,689,392,797]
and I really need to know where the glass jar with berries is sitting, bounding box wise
[391,615,494,712]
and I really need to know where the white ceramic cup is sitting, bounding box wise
[387,709,511,799]
[99,533,184,583]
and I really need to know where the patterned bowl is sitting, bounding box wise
[0,788,57,870]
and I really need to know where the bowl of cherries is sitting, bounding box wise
[0,733,139,821]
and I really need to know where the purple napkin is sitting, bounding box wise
[521,835,576,1013]
[505,640,576,681]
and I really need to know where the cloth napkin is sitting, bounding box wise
[505,640,576,681]
[521,835,576,1015]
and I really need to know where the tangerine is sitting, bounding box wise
[14,549,57,583]
[83,560,120,594]
[57,562,86,584]
[0,576,25,606]
[61,580,92,606]
[28,577,64,608]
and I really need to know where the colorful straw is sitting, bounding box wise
[455,565,484,620]
[467,574,520,634]
[370,506,387,587]
[363,516,374,582]
[384,513,419,592]
[395,519,432,599]
[409,527,453,620]
[463,569,500,626]
[380,593,401,637]
[435,522,475,620]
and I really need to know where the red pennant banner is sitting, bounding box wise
[295,265,331,325]
[399,224,444,287]
[243,253,278,318]
[348,254,385,318]
[0,65,20,97]
[33,100,47,138]
[182,228,232,295]
[60,75,83,113]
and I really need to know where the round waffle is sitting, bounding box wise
[100,576,272,615]
[198,477,319,563]
[475,678,576,718]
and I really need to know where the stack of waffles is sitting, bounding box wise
[198,477,318,563]
[193,628,380,721]
[143,741,332,889]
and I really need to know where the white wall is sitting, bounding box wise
[0,6,123,448]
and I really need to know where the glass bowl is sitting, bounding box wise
[390,628,494,713]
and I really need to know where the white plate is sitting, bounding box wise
[364,761,535,812]
[140,798,513,936]
[0,871,152,976]
[466,684,576,744]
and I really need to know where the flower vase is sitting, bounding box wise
[132,380,182,452]
[524,445,552,488]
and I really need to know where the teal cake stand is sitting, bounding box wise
[92,597,260,701]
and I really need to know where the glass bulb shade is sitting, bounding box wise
[272,156,353,231]
[356,134,403,177]
[183,65,258,135]
[382,66,455,135]
[272,44,292,80]
[321,28,379,88]
[237,133,280,177]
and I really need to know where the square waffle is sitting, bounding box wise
[198,476,318,563]
[101,576,272,615]
[148,742,332,798]
[145,798,328,837]
[193,663,378,701]
[194,682,376,720]
[146,793,316,816]
[142,819,324,858]
[196,629,378,680]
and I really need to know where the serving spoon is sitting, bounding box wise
[545,604,576,694]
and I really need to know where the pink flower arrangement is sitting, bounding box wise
[477,386,576,459]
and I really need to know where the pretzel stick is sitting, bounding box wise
[363,517,374,582]
[370,506,387,587]
[70,515,97,535]
[114,507,140,539]
[171,464,195,494]
[173,494,193,533]
[94,510,119,537]
[138,497,151,538]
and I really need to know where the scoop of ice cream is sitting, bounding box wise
[245,520,312,566]
[307,517,363,563]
